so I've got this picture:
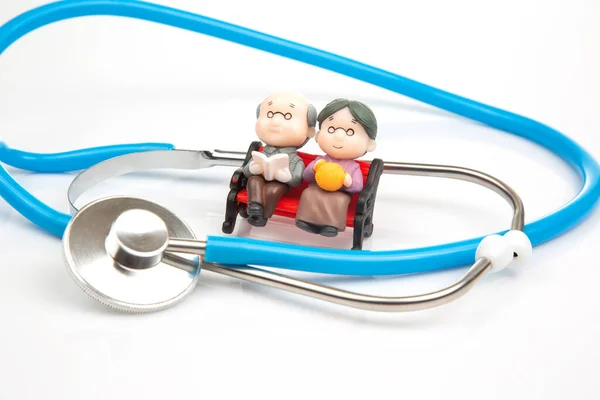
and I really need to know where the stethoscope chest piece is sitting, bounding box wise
[63,196,201,312]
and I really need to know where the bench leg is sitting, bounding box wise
[352,214,366,250]
[364,214,374,238]
[222,189,241,234]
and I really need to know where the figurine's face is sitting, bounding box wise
[316,107,376,159]
[255,93,315,147]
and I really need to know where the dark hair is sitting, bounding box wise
[317,98,377,140]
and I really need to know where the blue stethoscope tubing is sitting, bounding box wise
[0,0,598,276]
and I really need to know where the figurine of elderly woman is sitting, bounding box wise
[295,98,378,237]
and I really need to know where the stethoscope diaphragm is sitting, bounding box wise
[63,196,201,312]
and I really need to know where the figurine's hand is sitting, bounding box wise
[314,159,326,171]
[249,160,263,175]
[343,173,352,188]
[275,167,292,183]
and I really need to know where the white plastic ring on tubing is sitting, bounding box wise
[476,230,533,273]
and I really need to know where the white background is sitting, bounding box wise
[1,0,599,399]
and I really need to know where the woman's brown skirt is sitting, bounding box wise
[296,185,351,231]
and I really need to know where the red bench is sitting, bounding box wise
[222,141,384,250]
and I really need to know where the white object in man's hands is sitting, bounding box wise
[274,167,292,183]
[251,151,291,182]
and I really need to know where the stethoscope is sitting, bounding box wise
[1,0,599,313]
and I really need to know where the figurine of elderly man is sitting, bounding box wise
[242,91,317,227]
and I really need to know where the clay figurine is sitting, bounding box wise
[242,91,317,227]
[295,98,377,236]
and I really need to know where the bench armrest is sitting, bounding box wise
[355,158,384,215]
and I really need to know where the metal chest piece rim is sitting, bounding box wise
[62,196,201,313]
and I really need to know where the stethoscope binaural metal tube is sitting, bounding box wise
[164,238,491,311]
[198,260,492,312]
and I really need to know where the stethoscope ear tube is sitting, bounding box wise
[0,0,599,261]
[0,142,174,173]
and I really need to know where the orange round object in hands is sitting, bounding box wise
[315,161,346,191]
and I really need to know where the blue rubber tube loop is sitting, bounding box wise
[0,0,599,273]
[0,142,174,173]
